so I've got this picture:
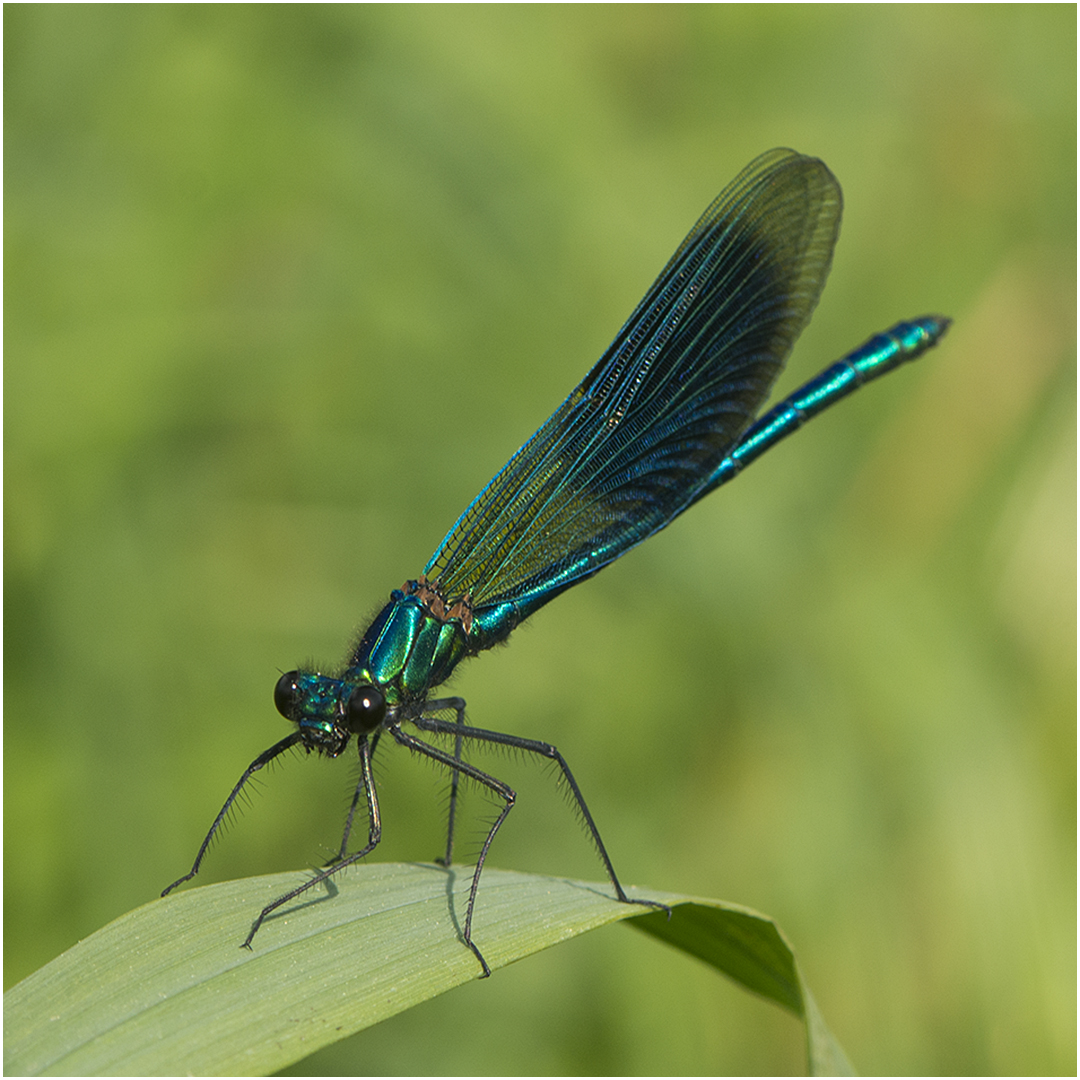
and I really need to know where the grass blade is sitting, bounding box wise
[4,863,852,1076]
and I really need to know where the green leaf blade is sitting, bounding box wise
[629,901,855,1075]
[630,902,802,1013]
[4,864,852,1076]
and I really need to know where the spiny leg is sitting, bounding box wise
[332,730,382,862]
[423,696,467,867]
[389,725,519,978]
[411,716,669,919]
[242,735,381,948]
[162,732,303,896]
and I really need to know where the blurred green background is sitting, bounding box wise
[5,6,1074,1075]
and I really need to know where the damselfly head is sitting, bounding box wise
[273,669,358,756]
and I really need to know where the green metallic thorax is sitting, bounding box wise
[347,581,475,704]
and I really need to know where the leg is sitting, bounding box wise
[162,732,303,896]
[401,719,669,976]
[390,725,519,978]
[413,715,666,917]
[423,696,467,867]
[333,730,382,862]
[242,734,381,948]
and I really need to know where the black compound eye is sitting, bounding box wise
[274,671,302,719]
[345,685,386,734]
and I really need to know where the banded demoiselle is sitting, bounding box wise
[164,149,950,976]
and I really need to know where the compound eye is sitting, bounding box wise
[274,671,302,719]
[345,685,386,734]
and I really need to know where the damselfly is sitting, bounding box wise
[164,149,950,976]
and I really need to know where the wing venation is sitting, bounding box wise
[424,149,842,621]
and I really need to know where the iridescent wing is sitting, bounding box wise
[425,148,842,625]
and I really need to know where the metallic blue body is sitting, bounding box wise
[281,148,950,753]
[332,312,949,719]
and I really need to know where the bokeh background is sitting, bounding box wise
[5,6,1074,1075]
